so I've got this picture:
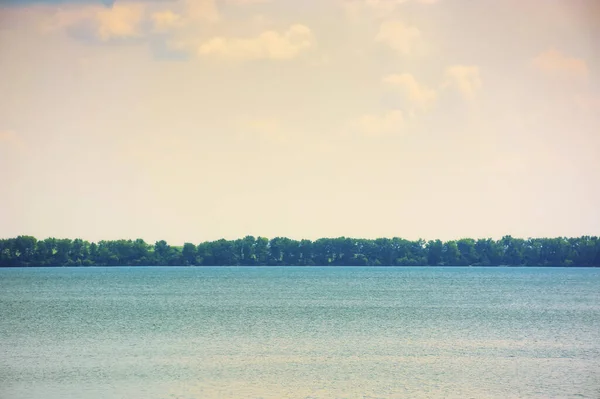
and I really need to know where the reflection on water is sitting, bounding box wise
[1,267,599,398]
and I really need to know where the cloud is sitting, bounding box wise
[150,0,219,34]
[198,24,313,60]
[530,49,589,80]
[151,10,183,32]
[353,110,404,136]
[1,0,116,6]
[443,65,482,99]
[95,3,145,40]
[375,20,421,55]
[383,73,437,110]
[46,3,146,41]
[35,0,218,42]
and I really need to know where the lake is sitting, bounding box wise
[1,267,599,398]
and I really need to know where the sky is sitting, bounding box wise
[0,0,599,244]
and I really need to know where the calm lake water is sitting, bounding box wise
[1,267,599,399]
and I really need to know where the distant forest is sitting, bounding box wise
[1,235,600,267]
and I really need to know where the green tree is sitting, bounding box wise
[442,241,460,265]
[1,235,599,267]
[457,238,477,265]
[427,240,443,266]
[182,242,197,265]
[240,236,257,265]
[255,237,269,265]
[14,236,37,266]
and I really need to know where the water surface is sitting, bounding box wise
[1,267,599,398]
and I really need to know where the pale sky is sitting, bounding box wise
[1,0,599,244]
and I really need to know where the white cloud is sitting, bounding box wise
[95,3,145,40]
[531,49,589,80]
[45,3,146,41]
[152,0,220,33]
[46,0,220,41]
[353,110,404,136]
[383,73,437,110]
[443,65,482,99]
[151,10,183,33]
[198,24,313,60]
[375,20,421,55]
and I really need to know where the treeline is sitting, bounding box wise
[1,235,600,267]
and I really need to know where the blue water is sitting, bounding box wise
[1,267,599,398]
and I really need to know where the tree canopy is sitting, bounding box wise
[1,235,599,267]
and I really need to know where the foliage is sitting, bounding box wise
[0,235,599,267]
